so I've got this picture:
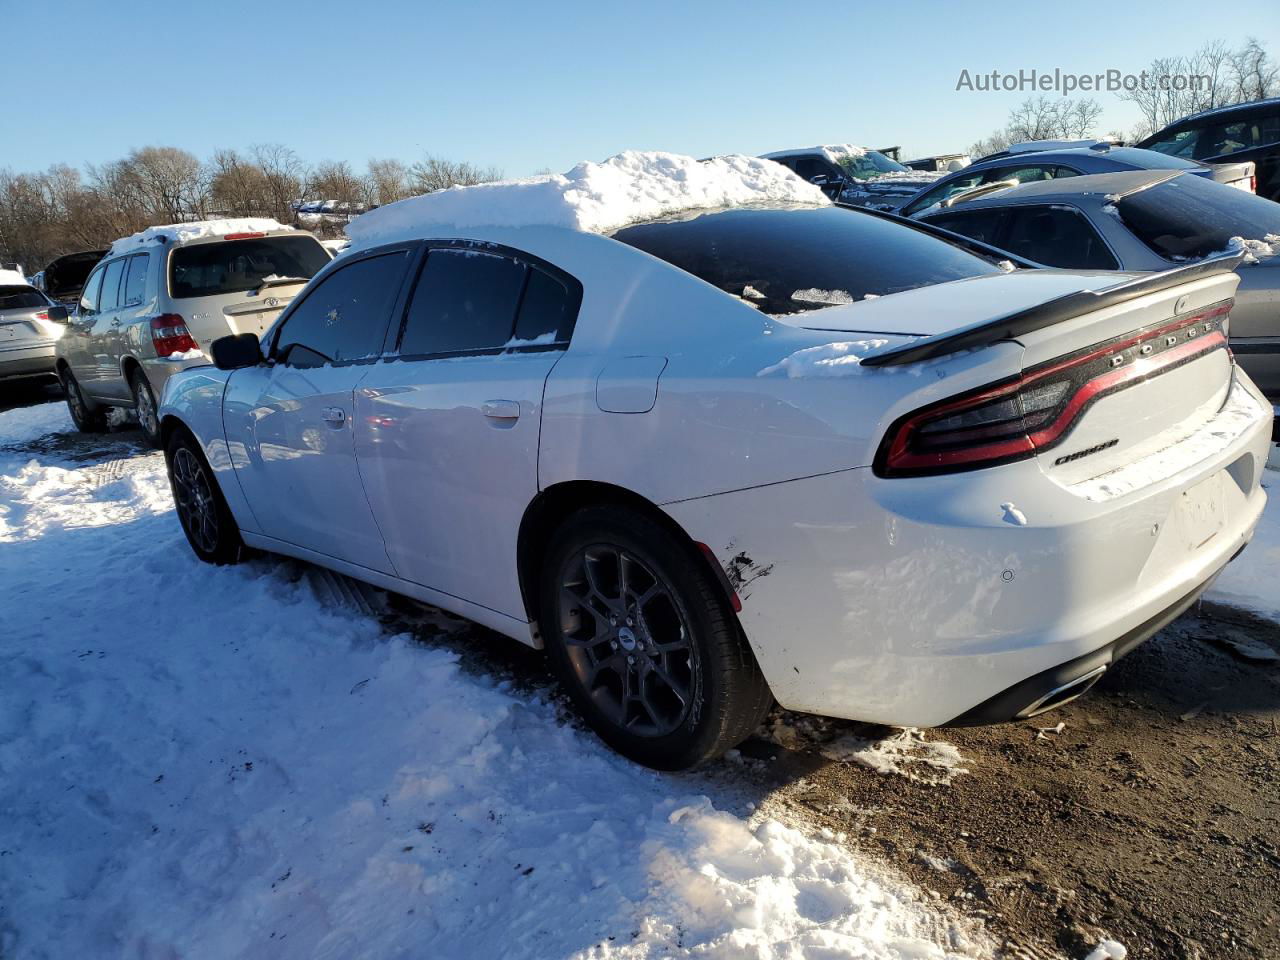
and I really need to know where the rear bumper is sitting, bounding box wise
[945,558,1232,725]
[140,354,211,399]
[666,376,1273,727]
[0,343,57,382]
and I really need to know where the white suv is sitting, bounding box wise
[55,220,329,444]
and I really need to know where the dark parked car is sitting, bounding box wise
[898,142,1254,218]
[761,145,943,211]
[914,169,1280,434]
[1137,98,1280,203]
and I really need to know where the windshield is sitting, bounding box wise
[0,286,48,310]
[836,151,910,180]
[1115,173,1280,261]
[611,205,1001,316]
[169,235,330,299]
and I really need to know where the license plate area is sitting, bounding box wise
[1178,472,1225,550]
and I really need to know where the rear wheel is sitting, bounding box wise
[539,506,772,770]
[129,368,161,447]
[166,429,243,565]
[59,367,106,433]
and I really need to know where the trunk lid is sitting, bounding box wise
[216,278,309,340]
[1013,270,1239,485]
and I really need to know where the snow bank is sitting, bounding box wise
[346,151,827,248]
[108,217,294,257]
[0,402,70,450]
[0,403,983,959]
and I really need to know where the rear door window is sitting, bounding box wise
[999,207,1118,269]
[122,254,150,308]
[99,259,127,312]
[399,250,526,356]
[273,251,407,367]
[170,235,330,299]
[512,267,577,344]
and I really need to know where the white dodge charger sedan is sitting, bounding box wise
[149,153,1272,769]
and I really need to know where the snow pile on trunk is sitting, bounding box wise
[0,268,28,286]
[0,403,983,959]
[757,339,892,378]
[346,151,827,247]
[108,218,294,257]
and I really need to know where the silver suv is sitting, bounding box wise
[1,280,69,386]
[55,222,329,444]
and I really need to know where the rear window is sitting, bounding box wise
[0,286,47,310]
[611,206,1001,316]
[1105,147,1203,171]
[1115,173,1280,261]
[169,235,330,299]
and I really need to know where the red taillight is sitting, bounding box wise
[150,314,199,358]
[34,311,49,321]
[222,232,266,240]
[875,301,1232,478]
[1249,174,1257,194]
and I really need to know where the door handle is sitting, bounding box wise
[321,407,346,426]
[482,400,520,420]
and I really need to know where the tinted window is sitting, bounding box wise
[924,209,1007,246]
[99,259,126,311]
[79,266,105,314]
[513,267,575,343]
[999,207,1118,270]
[1143,128,1200,159]
[0,286,48,310]
[399,250,526,355]
[792,157,835,182]
[612,206,1001,316]
[122,254,150,307]
[1116,173,1280,261]
[170,235,330,299]
[274,252,406,366]
[902,171,984,215]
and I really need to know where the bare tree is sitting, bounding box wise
[1121,38,1277,133]
[365,158,411,207]
[968,96,1103,157]
[1229,37,1280,103]
[251,144,306,221]
[409,156,502,194]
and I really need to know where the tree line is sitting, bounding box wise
[967,37,1277,159]
[0,145,501,274]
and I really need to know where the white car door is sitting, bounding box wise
[222,247,413,574]
[355,245,580,620]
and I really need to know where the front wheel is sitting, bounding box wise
[165,429,243,565]
[539,506,772,770]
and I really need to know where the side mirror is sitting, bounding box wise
[211,333,263,371]
[46,304,68,323]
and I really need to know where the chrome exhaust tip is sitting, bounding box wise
[1016,664,1108,720]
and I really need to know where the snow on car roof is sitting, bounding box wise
[345,151,828,251]
[0,268,28,286]
[107,218,296,258]
[760,144,870,164]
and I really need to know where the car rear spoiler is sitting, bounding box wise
[860,254,1247,368]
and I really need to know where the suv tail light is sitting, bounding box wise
[222,232,266,240]
[150,314,200,358]
[874,301,1232,477]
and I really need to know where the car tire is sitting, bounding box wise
[129,368,161,447]
[539,505,772,770]
[59,367,107,433]
[165,428,243,565]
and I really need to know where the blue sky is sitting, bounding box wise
[4,0,1277,177]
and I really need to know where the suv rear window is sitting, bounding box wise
[611,206,1001,316]
[1115,173,1280,261]
[169,235,330,299]
[0,286,47,310]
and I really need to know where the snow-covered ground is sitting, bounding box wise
[0,402,983,959]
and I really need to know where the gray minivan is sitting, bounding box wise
[55,223,329,444]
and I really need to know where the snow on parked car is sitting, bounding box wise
[761,144,944,210]
[148,149,1271,770]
